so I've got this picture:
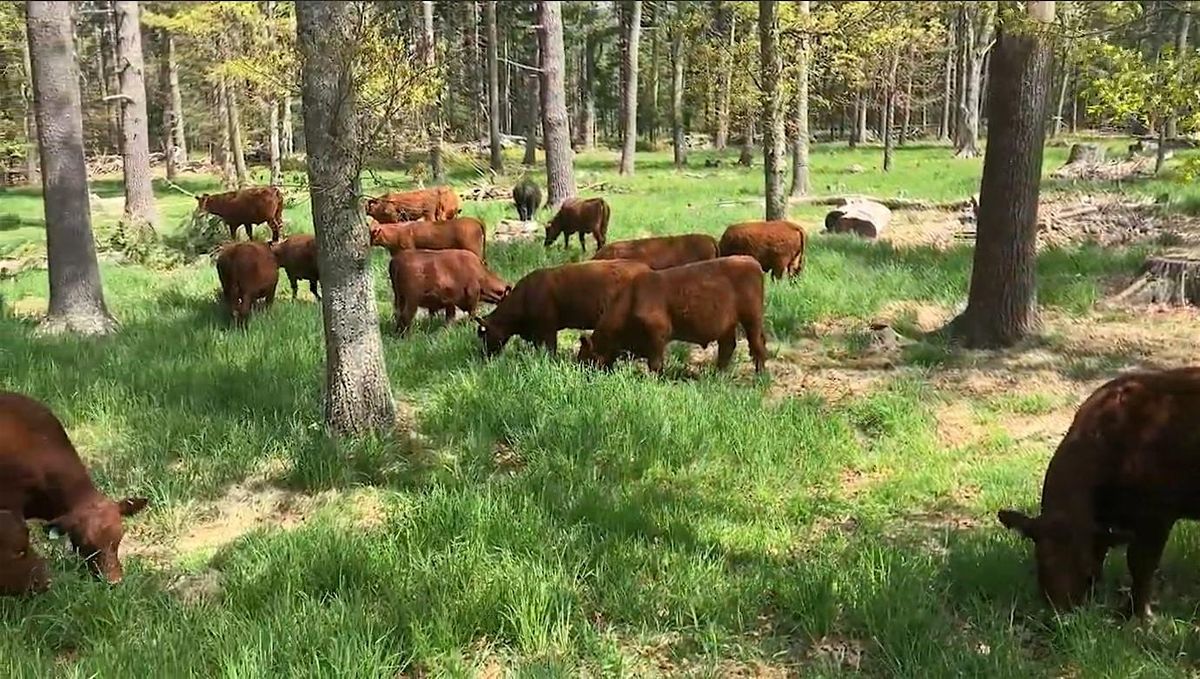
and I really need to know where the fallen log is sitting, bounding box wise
[825,200,892,239]
[788,194,976,211]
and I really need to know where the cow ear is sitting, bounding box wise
[118,497,149,517]
[1097,526,1134,547]
[997,509,1041,541]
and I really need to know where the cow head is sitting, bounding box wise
[49,496,149,584]
[543,218,560,247]
[480,273,512,305]
[196,194,211,211]
[997,509,1132,612]
[474,316,511,357]
[0,511,49,595]
[576,334,599,365]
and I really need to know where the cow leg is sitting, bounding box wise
[646,344,666,374]
[444,306,456,323]
[538,329,559,354]
[396,299,418,335]
[245,224,254,241]
[309,280,321,301]
[262,285,276,309]
[743,315,768,374]
[1089,541,1111,594]
[578,232,586,251]
[228,224,238,241]
[270,219,282,244]
[289,275,299,300]
[716,330,737,370]
[1126,521,1174,619]
[771,257,786,280]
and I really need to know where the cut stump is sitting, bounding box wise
[824,200,892,239]
[1112,251,1200,307]
[1066,143,1105,165]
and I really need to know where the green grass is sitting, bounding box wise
[1,141,1197,676]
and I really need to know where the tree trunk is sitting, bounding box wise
[789,0,810,196]
[296,0,396,437]
[114,0,158,232]
[470,0,482,142]
[163,30,186,172]
[26,1,118,335]
[539,1,576,209]
[949,1,1055,349]
[619,0,641,175]
[1052,48,1070,137]
[738,117,754,165]
[759,0,785,221]
[269,97,282,185]
[582,33,597,150]
[647,10,660,144]
[281,96,294,157]
[1155,122,1168,175]
[955,4,992,158]
[486,0,504,171]
[854,93,868,146]
[159,36,177,181]
[899,67,912,146]
[21,24,39,184]
[216,77,235,187]
[671,27,685,168]
[940,21,955,140]
[227,83,248,188]
[100,1,121,154]
[883,52,899,172]
[523,44,540,166]
[422,0,444,182]
[715,3,734,150]
[1167,7,1191,138]
[502,35,511,134]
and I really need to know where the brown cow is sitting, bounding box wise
[365,186,460,223]
[578,256,767,374]
[544,197,610,251]
[718,220,807,279]
[593,234,719,270]
[0,392,149,584]
[998,367,1200,618]
[369,217,487,261]
[0,510,49,596]
[216,241,279,326]
[270,234,320,301]
[196,186,285,243]
[475,259,651,356]
[388,249,509,334]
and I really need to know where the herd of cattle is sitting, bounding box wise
[2,181,1199,627]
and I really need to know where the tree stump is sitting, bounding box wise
[1112,251,1200,307]
[824,200,892,238]
[1066,143,1104,165]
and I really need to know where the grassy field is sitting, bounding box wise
[1,141,1199,677]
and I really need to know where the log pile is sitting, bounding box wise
[954,195,1194,249]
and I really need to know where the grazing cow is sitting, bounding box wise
[216,241,279,326]
[365,186,460,223]
[196,186,285,243]
[512,178,542,221]
[369,217,487,261]
[593,234,719,270]
[475,259,651,356]
[270,234,320,301]
[998,367,1200,618]
[388,249,509,334]
[0,510,49,596]
[0,392,149,584]
[578,256,767,374]
[718,220,807,279]
[544,197,610,251]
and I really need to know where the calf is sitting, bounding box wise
[718,220,807,279]
[216,241,279,326]
[389,249,509,334]
[999,367,1200,618]
[475,259,651,356]
[593,234,719,270]
[370,217,487,261]
[0,392,148,584]
[578,256,767,374]
[270,234,320,301]
[512,178,542,221]
[365,185,459,223]
[196,186,285,243]
[544,197,610,251]
[0,510,49,596]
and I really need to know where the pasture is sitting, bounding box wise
[2,141,1200,677]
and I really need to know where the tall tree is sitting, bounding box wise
[26,0,117,336]
[670,11,686,168]
[759,0,785,220]
[114,0,157,231]
[789,0,810,197]
[266,0,282,186]
[949,1,1055,348]
[216,75,235,186]
[227,81,248,187]
[523,44,539,166]
[618,0,640,175]
[100,0,121,153]
[486,0,503,171]
[714,2,735,150]
[940,17,955,140]
[1167,2,1191,138]
[421,1,444,182]
[161,29,185,178]
[883,51,900,172]
[21,20,39,184]
[954,3,994,158]
[539,1,576,208]
[281,97,294,157]
[296,0,396,436]
[581,32,598,150]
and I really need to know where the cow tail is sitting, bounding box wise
[599,200,611,247]
[479,220,488,264]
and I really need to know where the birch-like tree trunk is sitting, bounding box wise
[114,0,157,231]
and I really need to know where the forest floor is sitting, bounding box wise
[2,139,1200,677]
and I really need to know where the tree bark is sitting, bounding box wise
[738,117,754,165]
[1155,122,1168,175]
[216,76,235,187]
[940,19,955,140]
[949,1,1055,349]
[21,23,39,184]
[671,25,685,168]
[266,0,281,185]
[227,83,248,188]
[899,67,913,146]
[163,29,186,176]
[159,34,176,181]
[113,1,158,231]
[647,8,660,144]
[883,52,899,172]
[1052,49,1070,137]
[281,96,294,157]
[100,1,121,154]
[759,0,785,220]
[470,0,482,142]
[854,92,867,146]
[296,0,396,437]
[539,1,576,209]
[486,0,503,171]
[422,0,444,182]
[1167,5,1191,138]
[789,0,810,196]
[523,43,540,166]
[582,32,597,150]
[715,3,734,150]
[619,0,641,175]
[26,1,117,335]
[955,4,993,158]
